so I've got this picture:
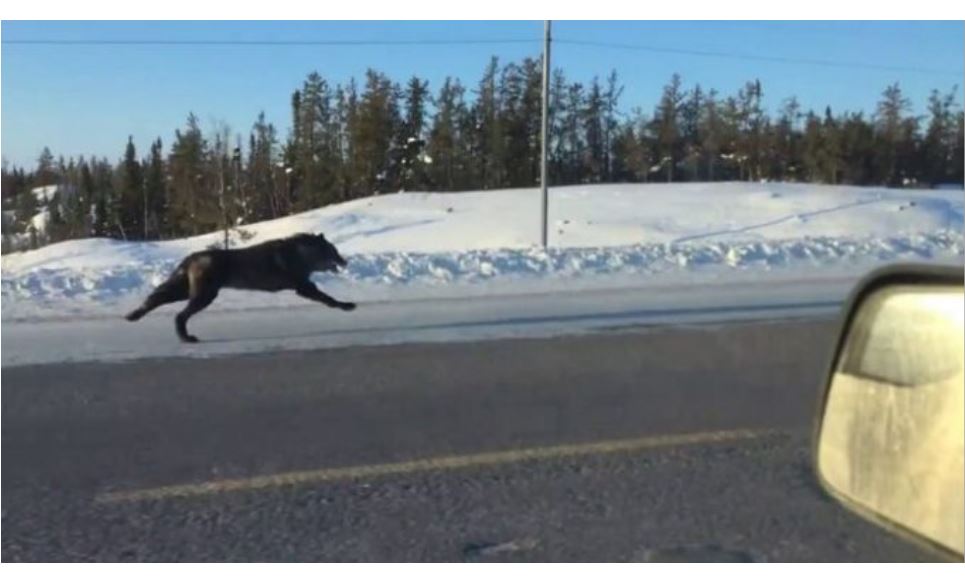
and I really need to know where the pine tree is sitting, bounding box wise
[92,158,114,238]
[874,83,913,186]
[734,80,766,181]
[583,78,606,182]
[680,84,703,181]
[547,68,569,185]
[1,158,14,210]
[772,97,802,181]
[116,136,144,239]
[61,157,89,239]
[561,81,585,184]
[231,135,249,229]
[802,111,824,182]
[472,57,503,189]
[399,76,430,191]
[168,115,215,235]
[14,180,39,236]
[353,70,401,194]
[209,124,233,248]
[921,88,959,185]
[335,81,359,201]
[602,70,623,182]
[651,74,685,182]
[498,59,542,187]
[402,76,429,139]
[896,113,922,186]
[427,77,466,191]
[287,89,303,207]
[699,89,722,181]
[953,110,965,185]
[292,72,340,210]
[716,97,744,180]
[76,160,96,236]
[611,114,650,182]
[820,107,842,184]
[143,138,166,238]
[838,112,876,185]
[248,112,279,220]
[453,96,477,190]
[46,191,67,243]
[35,147,57,186]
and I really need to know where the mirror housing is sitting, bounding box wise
[815,264,964,561]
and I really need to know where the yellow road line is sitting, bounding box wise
[96,428,772,504]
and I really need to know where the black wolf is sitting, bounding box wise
[125,233,356,342]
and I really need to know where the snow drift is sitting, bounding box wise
[2,182,963,321]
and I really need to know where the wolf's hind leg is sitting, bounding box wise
[174,289,218,343]
[126,273,189,321]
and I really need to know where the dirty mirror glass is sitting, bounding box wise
[818,283,965,556]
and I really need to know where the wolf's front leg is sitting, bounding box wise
[295,282,356,311]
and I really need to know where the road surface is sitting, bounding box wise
[1,318,935,561]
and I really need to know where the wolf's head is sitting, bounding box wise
[295,233,348,273]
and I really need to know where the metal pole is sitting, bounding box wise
[540,20,551,248]
[219,154,228,250]
[142,180,149,240]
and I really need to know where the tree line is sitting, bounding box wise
[2,56,963,251]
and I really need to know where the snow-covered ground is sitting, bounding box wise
[3,181,962,366]
[2,182,962,322]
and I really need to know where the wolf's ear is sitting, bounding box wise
[316,233,327,241]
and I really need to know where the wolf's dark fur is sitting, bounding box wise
[125,233,356,342]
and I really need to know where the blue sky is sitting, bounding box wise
[2,20,963,169]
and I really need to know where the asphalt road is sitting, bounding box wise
[1,318,936,562]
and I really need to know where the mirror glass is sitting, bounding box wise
[818,283,964,556]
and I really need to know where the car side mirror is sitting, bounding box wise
[815,264,964,561]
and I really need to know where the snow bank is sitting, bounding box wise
[3,182,963,321]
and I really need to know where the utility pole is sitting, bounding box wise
[142,179,149,240]
[233,146,243,224]
[219,154,228,250]
[540,20,551,248]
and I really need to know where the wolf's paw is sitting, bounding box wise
[339,302,357,312]
[179,334,200,344]
[125,309,144,321]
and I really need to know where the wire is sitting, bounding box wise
[5,35,959,76]
[555,38,964,77]
[2,38,538,47]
